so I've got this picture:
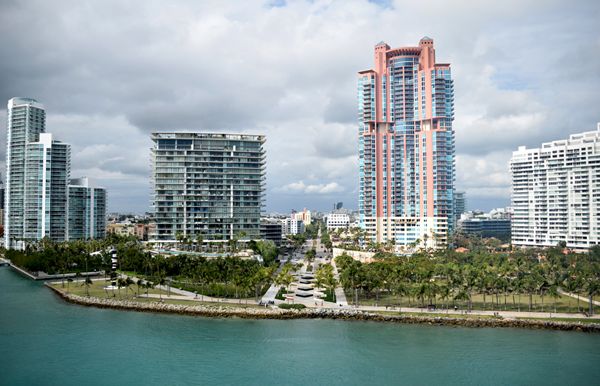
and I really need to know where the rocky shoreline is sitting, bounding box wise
[47,285,600,333]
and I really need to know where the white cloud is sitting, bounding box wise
[276,180,344,194]
[0,0,598,212]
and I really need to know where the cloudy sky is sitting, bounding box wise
[1,0,598,214]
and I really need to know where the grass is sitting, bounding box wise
[320,288,336,303]
[49,280,264,309]
[51,278,169,299]
[275,286,292,300]
[345,290,600,314]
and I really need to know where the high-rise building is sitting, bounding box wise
[510,125,600,251]
[5,98,46,249]
[23,133,70,242]
[454,191,466,225]
[67,177,107,240]
[150,132,265,243]
[4,97,107,248]
[358,37,455,249]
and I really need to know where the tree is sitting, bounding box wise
[155,271,167,300]
[83,276,93,296]
[195,233,204,252]
[136,278,144,296]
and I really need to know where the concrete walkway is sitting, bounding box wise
[559,289,600,307]
[348,304,600,320]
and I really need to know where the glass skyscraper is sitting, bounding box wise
[23,133,70,242]
[67,177,107,240]
[150,132,265,243]
[5,98,46,249]
[4,97,106,248]
[358,37,455,250]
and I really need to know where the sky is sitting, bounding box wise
[0,0,598,214]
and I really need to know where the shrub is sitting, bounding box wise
[278,303,306,310]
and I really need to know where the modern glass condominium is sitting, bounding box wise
[5,98,46,249]
[67,177,107,240]
[150,132,265,243]
[23,133,70,242]
[510,125,600,251]
[358,37,455,250]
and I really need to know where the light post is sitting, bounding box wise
[110,248,117,287]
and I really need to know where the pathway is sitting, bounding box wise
[558,289,600,307]
[349,304,600,320]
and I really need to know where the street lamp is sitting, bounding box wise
[110,248,117,287]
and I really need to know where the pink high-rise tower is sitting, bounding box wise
[358,37,455,250]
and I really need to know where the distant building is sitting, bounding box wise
[511,125,600,251]
[150,132,265,244]
[67,177,107,240]
[326,212,350,231]
[334,202,343,210]
[454,192,466,225]
[458,208,512,240]
[260,221,283,245]
[293,208,312,225]
[460,218,511,240]
[107,223,136,237]
[282,217,305,235]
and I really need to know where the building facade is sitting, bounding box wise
[510,125,600,251]
[4,97,108,248]
[23,133,70,242]
[150,132,265,243]
[454,191,466,226]
[67,177,107,240]
[326,212,350,231]
[293,208,312,225]
[281,217,305,235]
[460,217,511,241]
[358,37,455,249]
[260,221,283,245]
[5,98,46,248]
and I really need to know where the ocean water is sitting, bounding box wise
[1,266,599,386]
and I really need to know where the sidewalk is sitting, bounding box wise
[558,289,600,307]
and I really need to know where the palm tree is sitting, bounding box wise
[586,279,599,316]
[155,271,167,300]
[83,276,93,296]
[124,277,135,297]
[136,279,144,296]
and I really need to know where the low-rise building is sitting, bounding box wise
[293,208,312,225]
[282,217,305,235]
[260,221,283,245]
[458,208,512,240]
[326,212,350,230]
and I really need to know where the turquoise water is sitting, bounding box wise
[1,266,599,386]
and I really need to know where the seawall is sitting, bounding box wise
[46,284,600,333]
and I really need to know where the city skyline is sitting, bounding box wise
[0,0,598,213]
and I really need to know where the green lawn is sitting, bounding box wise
[51,278,169,300]
[345,289,600,314]
[50,280,264,309]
